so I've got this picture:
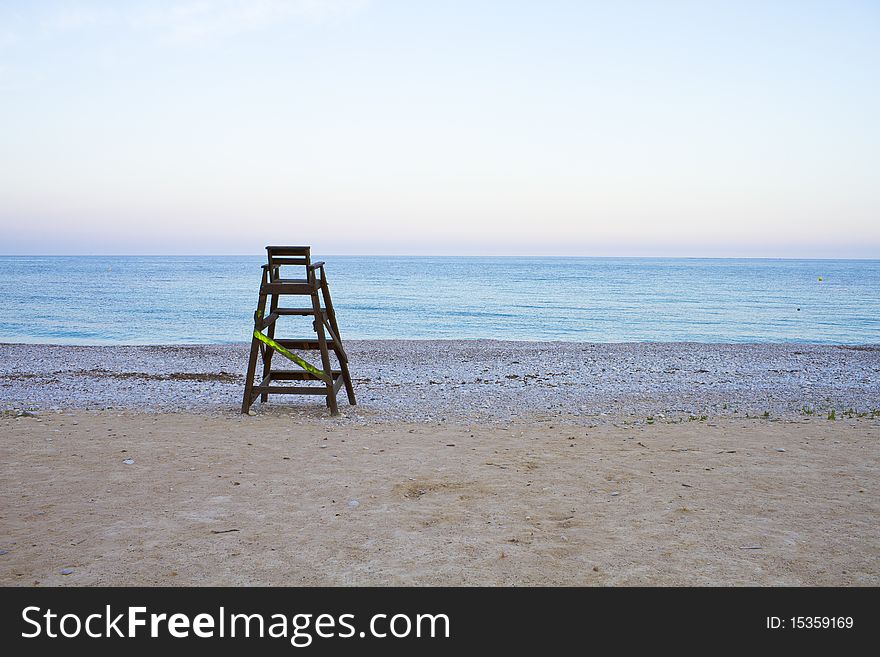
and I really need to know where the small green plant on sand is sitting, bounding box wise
[763,410,770,418]
[802,406,814,416]
[827,409,836,421]
[646,416,654,425]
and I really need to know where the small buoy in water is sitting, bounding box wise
[797,308,801,311]
[818,276,823,281]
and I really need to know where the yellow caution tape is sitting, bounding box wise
[253,329,331,383]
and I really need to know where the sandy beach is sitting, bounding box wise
[1,341,878,586]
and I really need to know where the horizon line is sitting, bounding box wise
[1,253,879,260]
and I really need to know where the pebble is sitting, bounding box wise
[776,448,786,452]
[122,457,135,465]
[610,492,619,497]
[60,568,74,575]
[347,500,360,508]
[2,342,877,424]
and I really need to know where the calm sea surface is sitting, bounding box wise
[0,256,878,345]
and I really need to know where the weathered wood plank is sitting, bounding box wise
[270,370,342,380]
[254,385,328,395]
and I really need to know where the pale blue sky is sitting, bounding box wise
[1,0,878,256]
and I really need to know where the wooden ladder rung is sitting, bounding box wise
[253,385,329,396]
[274,338,338,351]
[275,307,325,316]
[269,369,342,381]
[268,257,309,265]
[262,281,313,295]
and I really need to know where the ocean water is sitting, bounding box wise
[0,256,878,345]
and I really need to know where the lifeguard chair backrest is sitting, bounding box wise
[266,245,311,280]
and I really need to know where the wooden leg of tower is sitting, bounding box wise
[241,334,260,414]
[339,353,356,406]
[260,292,279,402]
[321,277,356,405]
[243,285,268,414]
[310,286,338,416]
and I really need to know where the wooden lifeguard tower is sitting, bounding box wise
[241,246,355,415]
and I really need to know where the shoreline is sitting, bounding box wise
[2,340,878,423]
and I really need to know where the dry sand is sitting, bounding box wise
[2,410,877,586]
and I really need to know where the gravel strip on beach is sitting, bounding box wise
[1,341,878,423]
